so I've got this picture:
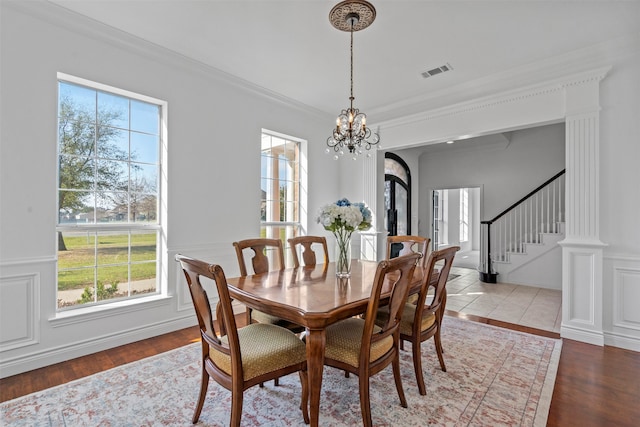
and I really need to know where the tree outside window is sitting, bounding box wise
[56,76,163,310]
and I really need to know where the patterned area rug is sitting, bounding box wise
[1,317,561,426]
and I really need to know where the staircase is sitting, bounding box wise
[479,170,565,289]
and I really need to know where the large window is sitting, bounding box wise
[260,131,301,266]
[460,188,469,242]
[56,74,165,310]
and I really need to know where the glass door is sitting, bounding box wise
[384,153,411,258]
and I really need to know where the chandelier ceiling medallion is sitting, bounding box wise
[326,0,380,160]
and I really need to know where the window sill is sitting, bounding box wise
[49,294,173,327]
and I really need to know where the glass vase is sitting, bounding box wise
[335,236,352,278]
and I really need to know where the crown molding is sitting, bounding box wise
[379,66,612,131]
[371,32,638,123]
[4,0,330,120]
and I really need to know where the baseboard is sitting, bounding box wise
[604,331,640,352]
[560,324,605,346]
[0,316,196,379]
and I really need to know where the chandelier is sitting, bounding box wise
[326,0,380,160]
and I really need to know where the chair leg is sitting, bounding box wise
[392,352,408,408]
[274,378,279,386]
[434,327,447,372]
[299,369,310,424]
[230,383,244,427]
[412,336,426,395]
[192,369,210,423]
[358,374,373,427]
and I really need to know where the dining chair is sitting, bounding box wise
[376,246,459,395]
[386,235,431,269]
[386,235,431,305]
[288,236,329,268]
[233,238,304,333]
[175,254,309,426]
[320,252,421,427]
[233,237,285,277]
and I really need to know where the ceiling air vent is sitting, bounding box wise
[421,63,453,79]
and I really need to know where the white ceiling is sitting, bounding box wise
[47,0,640,123]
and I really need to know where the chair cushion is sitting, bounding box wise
[406,294,418,304]
[324,317,393,368]
[252,310,281,324]
[376,304,436,336]
[252,310,304,332]
[210,323,306,381]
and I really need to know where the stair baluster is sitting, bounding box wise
[479,170,566,283]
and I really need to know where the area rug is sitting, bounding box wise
[0,317,561,426]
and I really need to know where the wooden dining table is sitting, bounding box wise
[226,259,425,427]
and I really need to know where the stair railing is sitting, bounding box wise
[479,170,565,283]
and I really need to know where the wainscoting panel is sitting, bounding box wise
[604,256,640,351]
[613,266,640,330]
[0,274,40,352]
[561,243,605,346]
[567,251,595,323]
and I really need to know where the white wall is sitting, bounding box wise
[0,2,340,376]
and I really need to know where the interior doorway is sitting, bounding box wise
[431,186,481,269]
[384,153,411,258]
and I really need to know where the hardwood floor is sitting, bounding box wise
[2,313,639,426]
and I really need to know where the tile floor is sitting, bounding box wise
[445,266,562,333]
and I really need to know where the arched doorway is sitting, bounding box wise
[384,153,411,258]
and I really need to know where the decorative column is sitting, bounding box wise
[360,150,383,261]
[559,73,609,346]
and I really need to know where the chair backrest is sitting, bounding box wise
[415,246,459,318]
[288,236,329,268]
[361,253,421,361]
[233,238,285,276]
[175,255,242,375]
[386,235,431,268]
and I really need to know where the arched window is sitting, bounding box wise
[384,153,411,238]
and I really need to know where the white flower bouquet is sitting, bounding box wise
[316,198,372,276]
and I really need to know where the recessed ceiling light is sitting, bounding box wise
[446,140,454,144]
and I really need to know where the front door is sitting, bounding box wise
[384,153,411,258]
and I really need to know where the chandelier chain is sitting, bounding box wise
[350,22,354,108]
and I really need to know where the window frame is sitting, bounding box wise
[260,129,305,267]
[459,188,469,242]
[55,73,167,313]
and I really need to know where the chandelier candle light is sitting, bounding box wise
[326,0,380,160]
[317,198,372,277]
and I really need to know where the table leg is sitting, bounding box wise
[306,328,325,427]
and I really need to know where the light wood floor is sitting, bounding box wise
[1,286,639,426]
